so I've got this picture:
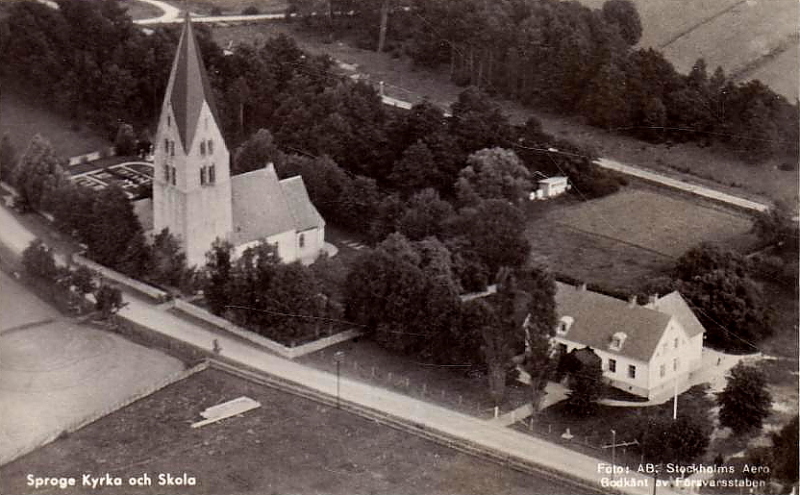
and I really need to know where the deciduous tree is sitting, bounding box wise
[718,363,772,434]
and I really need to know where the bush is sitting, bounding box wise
[210,6,222,15]
[241,6,259,15]
[778,162,797,171]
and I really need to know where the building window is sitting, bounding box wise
[209,164,216,184]
[609,331,627,351]
[208,140,214,154]
[170,141,175,157]
[557,316,574,335]
[557,343,567,355]
[163,164,170,182]
[170,166,176,185]
[164,138,169,152]
[673,358,678,371]
[660,364,666,377]
[628,365,636,379]
[299,233,305,248]
[200,141,206,156]
[608,359,616,373]
[167,115,171,127]
[674,338,679,349]
[200,166,206,185]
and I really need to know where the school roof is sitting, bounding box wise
[538,176,568,184]
[231,165,324,245]
[554,282,674,363]
[651,291,705,338]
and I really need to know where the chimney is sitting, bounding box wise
[577,283,587,292]
[628,295,637,308]
[646,293,658,309]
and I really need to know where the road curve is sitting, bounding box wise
[131,0,286,25]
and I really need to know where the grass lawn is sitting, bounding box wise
[0,367,577,495]
[298,339,532,419]
[179,0,287,16]
[524,185,758,293]
[0,91,109,161]
[208,20,797,205]
[119,0,165,20]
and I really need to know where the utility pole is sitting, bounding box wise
[673,376,678,420]
[377,0,390,53]
[611,429,617,482]
[334,351,344,409]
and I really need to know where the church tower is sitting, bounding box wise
[153,14,232,267]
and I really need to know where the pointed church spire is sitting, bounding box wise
[166,13,221,152]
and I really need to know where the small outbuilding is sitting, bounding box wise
[537,176,570,198]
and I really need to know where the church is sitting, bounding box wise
[144,14,326,267]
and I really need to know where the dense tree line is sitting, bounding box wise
[203,239,348,345]
[345,234,557,404]
[291,0,799,164]
[644,244,772,352]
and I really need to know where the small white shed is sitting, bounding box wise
[537,176,570,198]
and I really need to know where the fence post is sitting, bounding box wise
[458,395,463,406]
[422,383,426,395]
[388,371,392,383]
[441,389,445,399]
[371,366,375,377]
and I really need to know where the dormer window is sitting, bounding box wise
[200,141,206,155]
[557,316,574,335]
[609,331,627,351]
[208,139,214,154]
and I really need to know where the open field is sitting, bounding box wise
[0,92,109,161]
[172,0,287,16]
[572,0,799,100]
[524,186,757,291]
[0,367,577,495]
[0,272,184,465]
[120,0,164,20]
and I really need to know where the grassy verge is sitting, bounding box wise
[298,339,531,419]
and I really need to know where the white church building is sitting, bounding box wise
[146,15,325,267]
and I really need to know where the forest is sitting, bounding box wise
[290,0,800,165]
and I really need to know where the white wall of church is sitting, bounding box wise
[153,100,233,268]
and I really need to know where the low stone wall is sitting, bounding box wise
[72,254,168,302]
[173,299,361,359]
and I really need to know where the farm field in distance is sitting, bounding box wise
[0,91,109,161]
[573,0,798,100]
[524,186,757,291]
[0,367,578,495]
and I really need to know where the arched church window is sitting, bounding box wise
[299,233,305,248]
[200,141,206,156]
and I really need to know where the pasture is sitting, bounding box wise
[0,92,109,161]
[0,367,575,495]
[574,0,798,100]
[0,272,184,465]
[524,187,757,291]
